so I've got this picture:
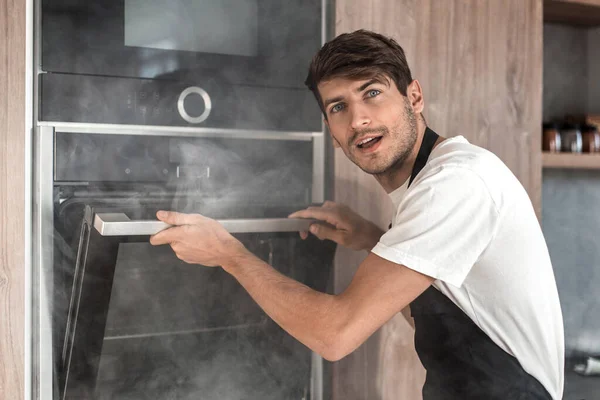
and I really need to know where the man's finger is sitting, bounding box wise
[156,210,195,226]
[149,226,182,246]
[309,222,342,243]
[288,207,347,229]
[288,210,307,219]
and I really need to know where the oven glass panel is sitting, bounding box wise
[49,128,333,399]
[40,1,323,129]
[125,0,259,56]
[41,0,322,87]
[53,200,335,399]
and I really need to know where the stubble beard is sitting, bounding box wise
[351,100,418,176]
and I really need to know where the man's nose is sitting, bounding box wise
[349,104,371,130]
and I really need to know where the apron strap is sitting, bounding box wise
[409,127,439,188]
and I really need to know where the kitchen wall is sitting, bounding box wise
[542,169,600,400]
[542,23,600,356]
[588,27,600,112]
[542,21,600,399]
[543,23,588,121]
[542,169,600,356]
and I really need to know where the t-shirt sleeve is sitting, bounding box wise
[371,165,500,287]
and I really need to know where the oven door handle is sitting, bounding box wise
[93,213,316,236]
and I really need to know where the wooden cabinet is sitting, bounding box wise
[332,1,543,399]
[0,0,27,400]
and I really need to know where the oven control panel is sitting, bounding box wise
[40,73,321,131]
[53,132,314,207]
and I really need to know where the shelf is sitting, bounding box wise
[544,0,600,26]
[542,152,600,169]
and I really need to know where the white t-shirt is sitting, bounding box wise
[371,136,565,399]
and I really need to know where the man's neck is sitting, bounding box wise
[375,122,442,193]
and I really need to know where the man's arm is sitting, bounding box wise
[149,209,432,361]
[223,249,433,361]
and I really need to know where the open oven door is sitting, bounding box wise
[59,204,334,400]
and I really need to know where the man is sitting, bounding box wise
[150,30,564,399]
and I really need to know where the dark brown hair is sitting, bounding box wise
[305,29,413,116]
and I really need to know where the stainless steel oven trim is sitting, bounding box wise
[311,351,324,400]
[33,125,55,400]
[39,121,321,141]
[312,132,325,204]
[93,213,316,236]
[311,1,329,398]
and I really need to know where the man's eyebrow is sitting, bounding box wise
[323,78,387,109]
[357,78,382,92]
[323,95,344,109]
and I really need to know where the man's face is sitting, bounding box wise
[318,76,418,175]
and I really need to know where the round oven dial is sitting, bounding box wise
[177,86,212,124]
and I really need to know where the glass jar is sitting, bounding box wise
[581,124,600,153]
[542,123,561,152]
[560,123,582,153]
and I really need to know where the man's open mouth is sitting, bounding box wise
[357,136,383,149]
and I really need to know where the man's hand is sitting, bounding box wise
[288,201,385,251]
[149,211,248,267]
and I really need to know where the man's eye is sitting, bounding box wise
[366,89,381,98]
[330,103,345,113]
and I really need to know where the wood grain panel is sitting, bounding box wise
[0,0,27,399]
[332,1,542,399]
[331,2,424,399]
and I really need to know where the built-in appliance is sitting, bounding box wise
[39,0,323,130]
[34,124,335,400]
[32,1,333,399]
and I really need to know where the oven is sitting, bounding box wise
[39,0,325,130]
[33,2,333,397]
[32,124,336,400]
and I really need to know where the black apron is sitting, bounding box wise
[405,127,552,400]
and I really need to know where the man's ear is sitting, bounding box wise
[324,118,341,148]
[407,79,425,114]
